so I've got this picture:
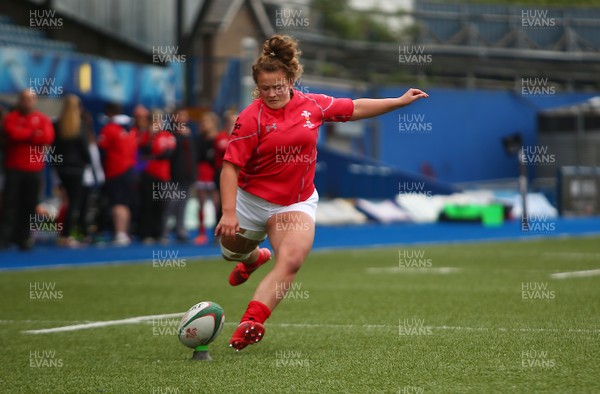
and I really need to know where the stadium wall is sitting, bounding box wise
[374,87,599,183]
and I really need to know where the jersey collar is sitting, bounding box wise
[262,89,298,119]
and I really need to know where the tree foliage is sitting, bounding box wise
[311,0,400,42]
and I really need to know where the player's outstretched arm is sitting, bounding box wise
[215,161,241,237]
[349,88,429,121]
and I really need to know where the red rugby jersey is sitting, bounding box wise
[224,90,354,205]
[97,122,137,179]
[2,110,55,172]
[139,130,176,182]
[213,130,230,170]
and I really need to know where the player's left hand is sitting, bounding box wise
[399,88,429,106]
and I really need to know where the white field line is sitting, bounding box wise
[550,268,600,279]
[269,323,599,333]
[19,315,600,334]
[0,320,91,324]
[366,267,461,274]
[543,252,600,259]
[22,312,184,334]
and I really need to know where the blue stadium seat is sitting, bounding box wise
[0,13,75,53]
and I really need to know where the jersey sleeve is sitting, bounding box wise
[309,93,354,123]
[223,114,259,168]
[30,114,55,146]
[97,124,114,150]
[2,112,34,142]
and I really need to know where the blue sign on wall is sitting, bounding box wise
[0,47,183,108]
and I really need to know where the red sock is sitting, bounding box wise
[240,300,271,324]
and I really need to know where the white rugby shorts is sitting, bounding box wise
[236,187,318,234]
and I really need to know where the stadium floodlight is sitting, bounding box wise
[502,133,528,230]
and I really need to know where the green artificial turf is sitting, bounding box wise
[1,237,599,393]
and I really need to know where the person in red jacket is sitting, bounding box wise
[97,103,137,246]
[0,90,55,250]
[138,110,176,244]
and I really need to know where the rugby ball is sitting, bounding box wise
[178,301,225,348]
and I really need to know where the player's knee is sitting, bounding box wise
[277,247,306,274]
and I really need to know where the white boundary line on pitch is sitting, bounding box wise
[0,319,91,324]
[366,267,461,274]
[20,314,600,334]
[543,252,600,259]
[22,312,185,334]
[274,323,600,333]
[550,268,600,279]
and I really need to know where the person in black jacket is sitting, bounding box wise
[53,94,91,247]
[167,108,197,241]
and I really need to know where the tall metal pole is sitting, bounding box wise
[519,146,529,231]
[240,37,258,109]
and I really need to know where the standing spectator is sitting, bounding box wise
[194,111,220,245]
[167,108,196,242]
[97,103,136,246]
[53,94,91,248]
[213,109,237,236]
[130,105,151,237]
[0,90,55,251]
[138,110,176,244]
[79,111,104,242]
[0,104,9,213]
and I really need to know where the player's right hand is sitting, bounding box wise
[215,212,240,238]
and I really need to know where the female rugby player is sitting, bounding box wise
[215,35,429,351]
